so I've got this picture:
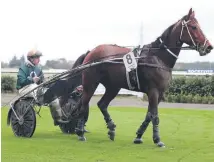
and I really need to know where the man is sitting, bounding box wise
[16,49,68,124]
[16,49,44,90]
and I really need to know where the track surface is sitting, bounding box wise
[1,93,213,110]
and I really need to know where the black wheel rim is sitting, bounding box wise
[11,100,36,138]
[59,98,79,134]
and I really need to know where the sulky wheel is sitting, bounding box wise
[59,120,77,134]
[10,99,36,138]
[58,97,79,134]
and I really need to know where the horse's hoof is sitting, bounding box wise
[108,130,115,141]
[78,136,86,141]
[133,138,143,144]
[156,141,165,148]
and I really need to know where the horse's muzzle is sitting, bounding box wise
[206,45,213,54]
[199,44,213,56]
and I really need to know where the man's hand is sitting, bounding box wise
[33,76,40,83]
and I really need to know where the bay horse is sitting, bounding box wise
[71,8,213,147]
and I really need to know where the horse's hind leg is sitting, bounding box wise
[97,86,120,141]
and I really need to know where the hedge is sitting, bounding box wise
[165,75,214,97]
[1,75,16,93]
[163,94,214,104]
[1,75,214,104]
[162,75,214,104]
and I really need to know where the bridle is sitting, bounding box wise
[180,19,208,52]
[157,19,209,59]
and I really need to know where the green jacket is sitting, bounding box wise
[16,61,44,90]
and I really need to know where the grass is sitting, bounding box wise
[2,106,214,162]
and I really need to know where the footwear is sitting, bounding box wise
[49,98,69,125]
[54,118,70,126]
[57,118,70,124]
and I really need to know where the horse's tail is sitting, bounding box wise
[67,50,90,90]
[42,51,90,105]
[72,50,90,69]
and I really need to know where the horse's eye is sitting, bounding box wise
[192,26,197,30]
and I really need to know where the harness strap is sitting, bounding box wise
[135,49,141,90]
[126,71,135,90]
[159,38,178,59]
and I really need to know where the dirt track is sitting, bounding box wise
[1,93,214,110]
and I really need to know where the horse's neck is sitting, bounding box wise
[154,31,183,68]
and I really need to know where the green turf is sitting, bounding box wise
[2,106,214,162]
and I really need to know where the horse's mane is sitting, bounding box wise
[149,22,176,48]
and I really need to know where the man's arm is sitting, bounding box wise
[17,68,33,87]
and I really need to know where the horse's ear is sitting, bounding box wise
[186,8,193,20]
[191,11,195,18]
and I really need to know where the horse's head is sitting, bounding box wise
[175,8,213,56]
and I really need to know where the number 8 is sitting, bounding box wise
[126,54,132,64]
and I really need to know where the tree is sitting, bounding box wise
[44,58,74,69]
[8,55,25,68]
[20,55,25,64]
[9,55,19,67]
[1,61,8,68]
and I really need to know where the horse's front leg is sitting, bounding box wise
[151,112,165,147]
[134,88,165,147]
[133,108,152,144]
[149,89,165,147]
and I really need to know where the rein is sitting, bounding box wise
[3,42,195,106]
[140,45,195,51]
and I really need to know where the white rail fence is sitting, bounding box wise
[1,68,213,97]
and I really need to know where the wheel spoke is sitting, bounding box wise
[11,100,36,138]
[23,124,31,134]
